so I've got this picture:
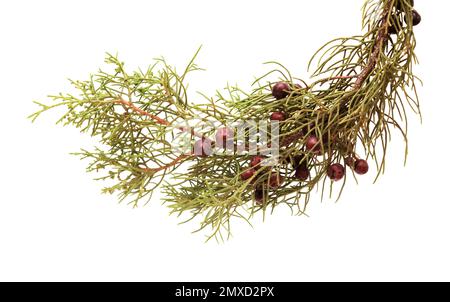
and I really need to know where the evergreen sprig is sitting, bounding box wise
[30,0,421,241]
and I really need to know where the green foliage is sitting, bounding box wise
[30,50,203,206]
[30,0,421,241]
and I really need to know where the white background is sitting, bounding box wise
[0,0,448,281]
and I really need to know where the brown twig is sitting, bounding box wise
[115,99,206,140]
[354,0,392,90]
[143,154,191,173]
[115,99,170,126]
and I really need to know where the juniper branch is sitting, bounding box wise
[30,0,421,240]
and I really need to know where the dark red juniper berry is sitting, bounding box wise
[295,163,310,181]
[255,187,265,205]
[250,156,265,170]
[193,138,212,157]
[354,159,369,175]
[291,155,304,169]
[270,111,286,122]
[388,22,403,35]
[344,156,355,167]
[215,127,234,149]
[268,173,284,189]
[388,26,398,35]
[403,9,421,26]
[305,135,321,154]
[241,168,256,181]
[272,82,290,100]
[411,10,421,26]
[327,163,345,181]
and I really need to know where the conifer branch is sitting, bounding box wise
[30,0,422,241]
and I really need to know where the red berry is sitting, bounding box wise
[302,122,315,135]
[388,26,397,35]
[270,112,286,122]
[291,155,304,169]
[403,9,421,26]
[241,169,256,181]
[295,164,309,181]
[193,139,212,157]
[255,188,264,205]
[344,157,355,167]
[272,82,290,100]
[250,156,265,170]
[305,135,321,154]
[268,173,284,189]
[412,10,421,26]
[215,127,234,148]
[354,159,369,175]
[327,163,345,181]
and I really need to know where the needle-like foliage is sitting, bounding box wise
[30,0,421,241]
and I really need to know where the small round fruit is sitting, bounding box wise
[295,165,309,181]
[327,163,345,181]
[305,135,321,154]
[241,169,256,181]
[344,157,355,167]
[270,111,286,122]
[250,156,265,170]
[193,139,212,157]
[412,10,421,26]
[268,173,284,189]
[215,127,234,148]
[302,122,316,134]
[255,188,264,205]
[354,159,369,175]
[291,155,305,169]
[388,25,401,35]
[272,82,290,100]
